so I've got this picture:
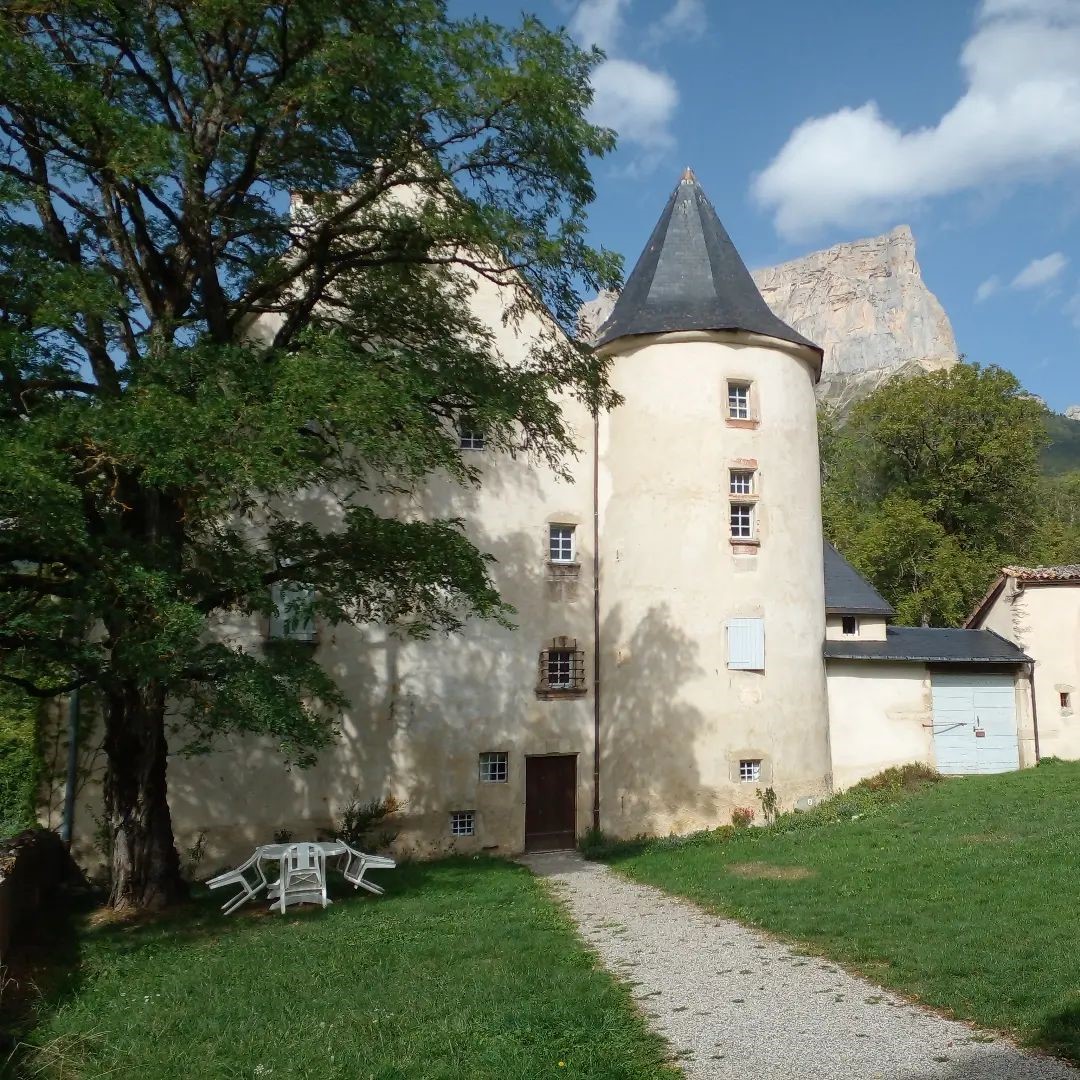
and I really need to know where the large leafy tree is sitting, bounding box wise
[821,363,1054,626]
[0,1,620,909]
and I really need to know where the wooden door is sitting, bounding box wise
[524,755,577,852]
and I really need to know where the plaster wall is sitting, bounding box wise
[977,581,1080,759]
[826,661,933,789]
[825,615,888,642]
[596,330,831,837]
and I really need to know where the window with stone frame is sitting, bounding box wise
[730,502,754,539]
[537,636,586,695]
[729,469,754,496]
[727,381,751,420]
[549,524,575,563]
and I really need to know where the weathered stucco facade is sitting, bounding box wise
[968,569,1080,760]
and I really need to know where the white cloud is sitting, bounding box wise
[588,58,678,150]
[569,1,688,156]
[569,0,628,54]
[753,0,1080,239]
[1011,252,1069,288]
[975,276,1001,302]
[645,0,707,47]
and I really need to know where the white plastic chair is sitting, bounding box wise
[275,843,327,913]
[206,850,269,914]
[339,844,396,895]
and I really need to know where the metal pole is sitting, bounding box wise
[592,410,602,834]
[60,686,80,846]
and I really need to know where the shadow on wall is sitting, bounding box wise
[599,602,714,839]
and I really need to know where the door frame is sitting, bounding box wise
[523,753,578,853]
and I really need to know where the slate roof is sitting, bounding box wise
[823,542,895,616]
[595,170,822,372]
[823,627,1030,664]
[1001,565,1080,582]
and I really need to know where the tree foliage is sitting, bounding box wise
[0,1,620,907]
[820,363,1077,626]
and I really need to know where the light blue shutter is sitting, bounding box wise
[727,618,765,670]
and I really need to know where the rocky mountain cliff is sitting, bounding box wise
[581,225,959,410]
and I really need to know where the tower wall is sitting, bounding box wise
[597,330,831,836]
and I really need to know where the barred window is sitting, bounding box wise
[729,469,754,496]
[739,759,761,783]
[549,524,575,563]
[479,752,508,783]
[538,637,586,694]
[450,810,475,836]
[728,382,751,420]
[730,503,754,539]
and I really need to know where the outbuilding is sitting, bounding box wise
[823,543,1036,787]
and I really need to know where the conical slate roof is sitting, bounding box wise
[595,169,822,370]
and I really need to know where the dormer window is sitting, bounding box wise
[841,616,859,636]
[727,382,751,421]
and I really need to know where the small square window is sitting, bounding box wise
[730,502,754,539]
[729,469,754,496]
[1061,691,1071,710]
[728,382,751,420]
[549,524,575,563]
[479,752,508,783]
[841,615,859,636]
[458,418,485,450]
[450,810,475,836]
[739,759,761,783]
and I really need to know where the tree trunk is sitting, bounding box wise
[103,680,188,910]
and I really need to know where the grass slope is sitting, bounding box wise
[17,858,677,1080]
[600,762,1080,1064]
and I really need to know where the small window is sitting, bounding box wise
[727,382,751,420]
[269,580,316,642]
[730,503,754,539]
[538,637,586,693]
[729,469,754,496]
[841,615,859,636]
[450,810,475,836]
[458,418,485,450]
[549,524,575,563]
[727,618,765,671]
[1061,691,1071,710]
[479,752,508,783]
[739,759,761,783]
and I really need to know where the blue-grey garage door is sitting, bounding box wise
[931,672,1019,774]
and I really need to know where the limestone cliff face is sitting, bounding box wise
[581,225,959,410]
[750,226,958,409]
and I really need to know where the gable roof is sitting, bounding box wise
[824,626,1030,664]
[594,169,822,372]
[823,542,895,617]
[965,564,1080,628]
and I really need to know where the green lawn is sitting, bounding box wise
[598,761,1080,1064]
[14,858,677,1079]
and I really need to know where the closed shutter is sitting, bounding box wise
[727,618,765,671]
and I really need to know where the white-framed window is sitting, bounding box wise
[547,649,574,688]
[729,469,754,496]
[269,580,316,642]
[727,618,765,671]
[459,424,485,451]
[727,382,751,420]
[730,503,754,539]
[479,752,508,783]
[841,615,859,636]
[450,810,475,836]
[739,759,762,783]
[549,524,575,563]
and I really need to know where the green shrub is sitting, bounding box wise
[0,684,41,838]
[319,790,402,851]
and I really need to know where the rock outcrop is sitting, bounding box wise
[751,226,958,409]
[581,225,959,411]
[1066,405,1080,421]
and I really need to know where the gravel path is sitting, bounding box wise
[524,851,1078,1080]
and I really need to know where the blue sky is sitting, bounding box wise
[457,0,1080,410]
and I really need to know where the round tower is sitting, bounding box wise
[595,169,830,836]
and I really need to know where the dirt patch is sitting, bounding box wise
[726,861,816,881]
